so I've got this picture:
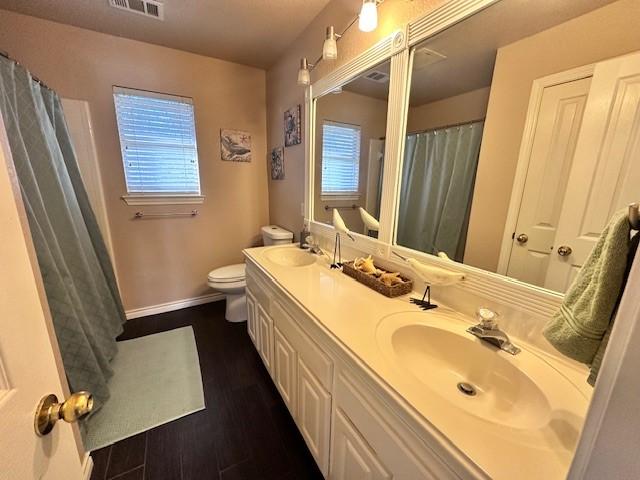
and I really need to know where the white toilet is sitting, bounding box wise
[208,225,293,322]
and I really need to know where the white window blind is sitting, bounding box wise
[321,121,361,195]
[114,87,201,195]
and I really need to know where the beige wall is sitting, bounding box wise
[407,87,490,133]
[266,0,447,239]
[0,10,268,311]
[464,0,640,271]
[314,90,388,231]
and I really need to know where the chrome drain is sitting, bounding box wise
[457,382,477,396]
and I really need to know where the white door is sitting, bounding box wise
[506,77,592,286]
[0,119,87,478]
[545,52,640,292]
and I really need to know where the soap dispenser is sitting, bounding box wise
[299,222,310,249]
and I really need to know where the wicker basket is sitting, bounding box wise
[342,261,413,298]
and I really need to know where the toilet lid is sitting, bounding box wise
[208,263,246,283]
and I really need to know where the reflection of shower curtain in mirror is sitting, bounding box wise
[374,142,384,218]
[397,121,484,261]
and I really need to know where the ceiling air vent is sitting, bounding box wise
[413,47,447,71]
[364,71,390,84]
[108,0,164,20]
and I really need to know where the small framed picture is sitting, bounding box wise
[271,147,285,180]
[220,129,251,162]
[284,105,301,147]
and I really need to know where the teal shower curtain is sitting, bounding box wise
[0,56,125,408]
[397,121,484,261]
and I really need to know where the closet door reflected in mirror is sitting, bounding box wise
[395,0,640,293]
[313,59,391,238]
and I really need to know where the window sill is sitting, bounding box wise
[121,194,205,206]
[320,194,361,202]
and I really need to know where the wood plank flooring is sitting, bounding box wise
[89,301,324,480]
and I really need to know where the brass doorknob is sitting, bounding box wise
[516,233,529,244]
[34,391,93,436]
[557,245,573,257]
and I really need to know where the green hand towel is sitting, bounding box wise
[543,209,631,370]
[586,231,639,385]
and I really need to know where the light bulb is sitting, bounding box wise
[323,26,338,60]
[297,58,311,86]
[359,0,378,32]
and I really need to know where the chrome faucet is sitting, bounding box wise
[467,308,521,355]
[305,235,325,256]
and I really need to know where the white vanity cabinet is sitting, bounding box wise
[246,266,333,476]
[332,370,457,479]
[245,259,470,480]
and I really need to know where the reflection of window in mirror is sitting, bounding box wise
[395,0,640,294]
[321,121,361,197]
[313,60,390,238]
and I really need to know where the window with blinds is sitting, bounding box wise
[321,121,361,196]
[114,87,201,195]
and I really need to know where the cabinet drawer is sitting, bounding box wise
[246,267,273,309]
[272,300,333,391]
[335,371,457,480]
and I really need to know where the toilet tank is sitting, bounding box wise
[261,225,293,246]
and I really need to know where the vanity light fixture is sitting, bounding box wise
[359,0,378,32]
[323,26,341,60]
[297,57,314,86]
[296,0,383,86]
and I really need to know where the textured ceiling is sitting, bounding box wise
[0,0,332,68]
[340,0,619,105]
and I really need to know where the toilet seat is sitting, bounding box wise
[207,264,248,322]
[207,263,246,284]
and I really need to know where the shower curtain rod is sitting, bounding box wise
[0,49,52,90]
[407,118,485,136]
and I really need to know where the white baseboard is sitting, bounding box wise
[125,292,225,320]
[82,453,93,480]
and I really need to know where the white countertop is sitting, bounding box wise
[244,244,591,480]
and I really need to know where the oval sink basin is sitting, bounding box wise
[264,247,316,267]
[376,311,586,431]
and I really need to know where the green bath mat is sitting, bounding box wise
[83,326,205,451]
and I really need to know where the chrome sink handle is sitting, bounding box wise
[467,308,521,355]
[478,307,498,329]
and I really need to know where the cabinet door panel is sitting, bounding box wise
[272,300,333,390]
[274,326,297,416]
[297,359,331,476]
[257,304,273,375]
[331,408,392,480]
[246,289,258,347]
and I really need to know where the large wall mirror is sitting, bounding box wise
[313,59,391,238]
[395,0,639,294]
